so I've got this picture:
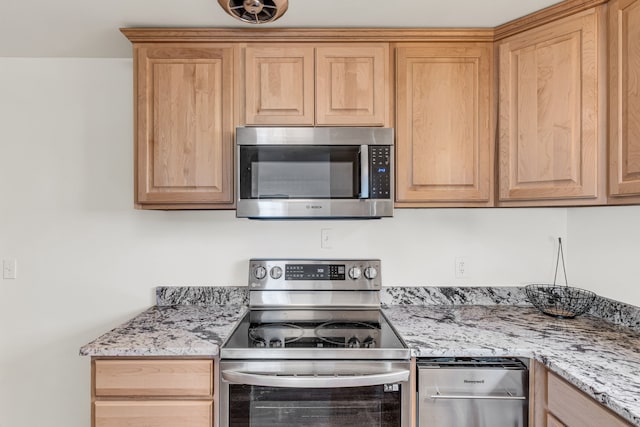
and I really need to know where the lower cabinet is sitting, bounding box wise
[92,359,214,427]
[95,401,212,427]
[532,361,631,427]
[546,413,566,427]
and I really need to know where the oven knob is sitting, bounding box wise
[347,337,361,348]
[253,266,267,280]
[348,267,362,280]
[364,267,378,280]
[270,266,283,280]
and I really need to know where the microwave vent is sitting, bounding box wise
[218,0,289,24]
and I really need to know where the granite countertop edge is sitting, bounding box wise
[79,304,248,358]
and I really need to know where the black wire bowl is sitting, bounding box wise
[525,284,597,318]
[525,237,598,319]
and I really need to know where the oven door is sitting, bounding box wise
[219,360,410,427]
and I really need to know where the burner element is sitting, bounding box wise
[248,323,304,349]
[315,320,379,348]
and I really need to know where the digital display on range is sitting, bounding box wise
[285,264,346,280]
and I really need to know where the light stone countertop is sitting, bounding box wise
[80,304,247,357]
[383,305,640,426]
[80,303,640,426]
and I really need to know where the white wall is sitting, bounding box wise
[0,58,636,427]
[567,206,640,306]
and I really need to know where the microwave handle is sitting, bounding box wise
[221,369,409,388]
[360,145,369,199]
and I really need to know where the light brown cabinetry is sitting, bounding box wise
[92,359,214,427]
[133,44,235,209]
[609,0,640,202]
[243,46,314,125]
[243,43,390,126]
[395,43,494,206]
[546,413,566,427]
[95,401,213,427]
[531,361,631,427]
[123,8,640,210]
[498,7,607,206]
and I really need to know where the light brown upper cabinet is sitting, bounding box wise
[243,43,390,126]
[609,0,640,203]
[243,45,315,125]
[134,44,235,209]
[395,43,494,206]
[498,7,607,206]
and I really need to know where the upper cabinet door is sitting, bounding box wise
[242,43,389,126]
[609,0,640,201]
[395,43,494,206]
[498,7,607,205]
[244,45,315,125]
[135,44,235,208]
[315,44,389,126]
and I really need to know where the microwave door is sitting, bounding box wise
[241,145,361,200]
[236,140,394,218]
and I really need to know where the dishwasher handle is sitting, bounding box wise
[429,393,526,401]
[222,369,410,389]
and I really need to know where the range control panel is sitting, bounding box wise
[285,264,346,281]
[248,259,381,291]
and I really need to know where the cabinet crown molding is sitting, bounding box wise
[120,28,495,43]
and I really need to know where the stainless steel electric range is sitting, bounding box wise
[220,259,411,427]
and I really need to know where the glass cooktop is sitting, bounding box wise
[221,309,408,360]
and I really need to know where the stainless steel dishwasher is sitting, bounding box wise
[417,357,528,427]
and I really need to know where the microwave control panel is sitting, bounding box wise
[370,146,392,199]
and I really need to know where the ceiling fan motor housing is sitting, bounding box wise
[218,0,289,24]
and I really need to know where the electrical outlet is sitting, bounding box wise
[3,259,17,279]
[455,257,469,278]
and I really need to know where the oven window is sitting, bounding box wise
[228,385,401,427]
[239,146,361,199]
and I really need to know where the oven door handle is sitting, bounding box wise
[221,369,410,388]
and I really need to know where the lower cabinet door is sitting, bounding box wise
[547,413,567,427]
[547,373,631,427]
[94,400,212,427]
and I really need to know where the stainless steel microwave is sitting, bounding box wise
[236,127,394,219]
